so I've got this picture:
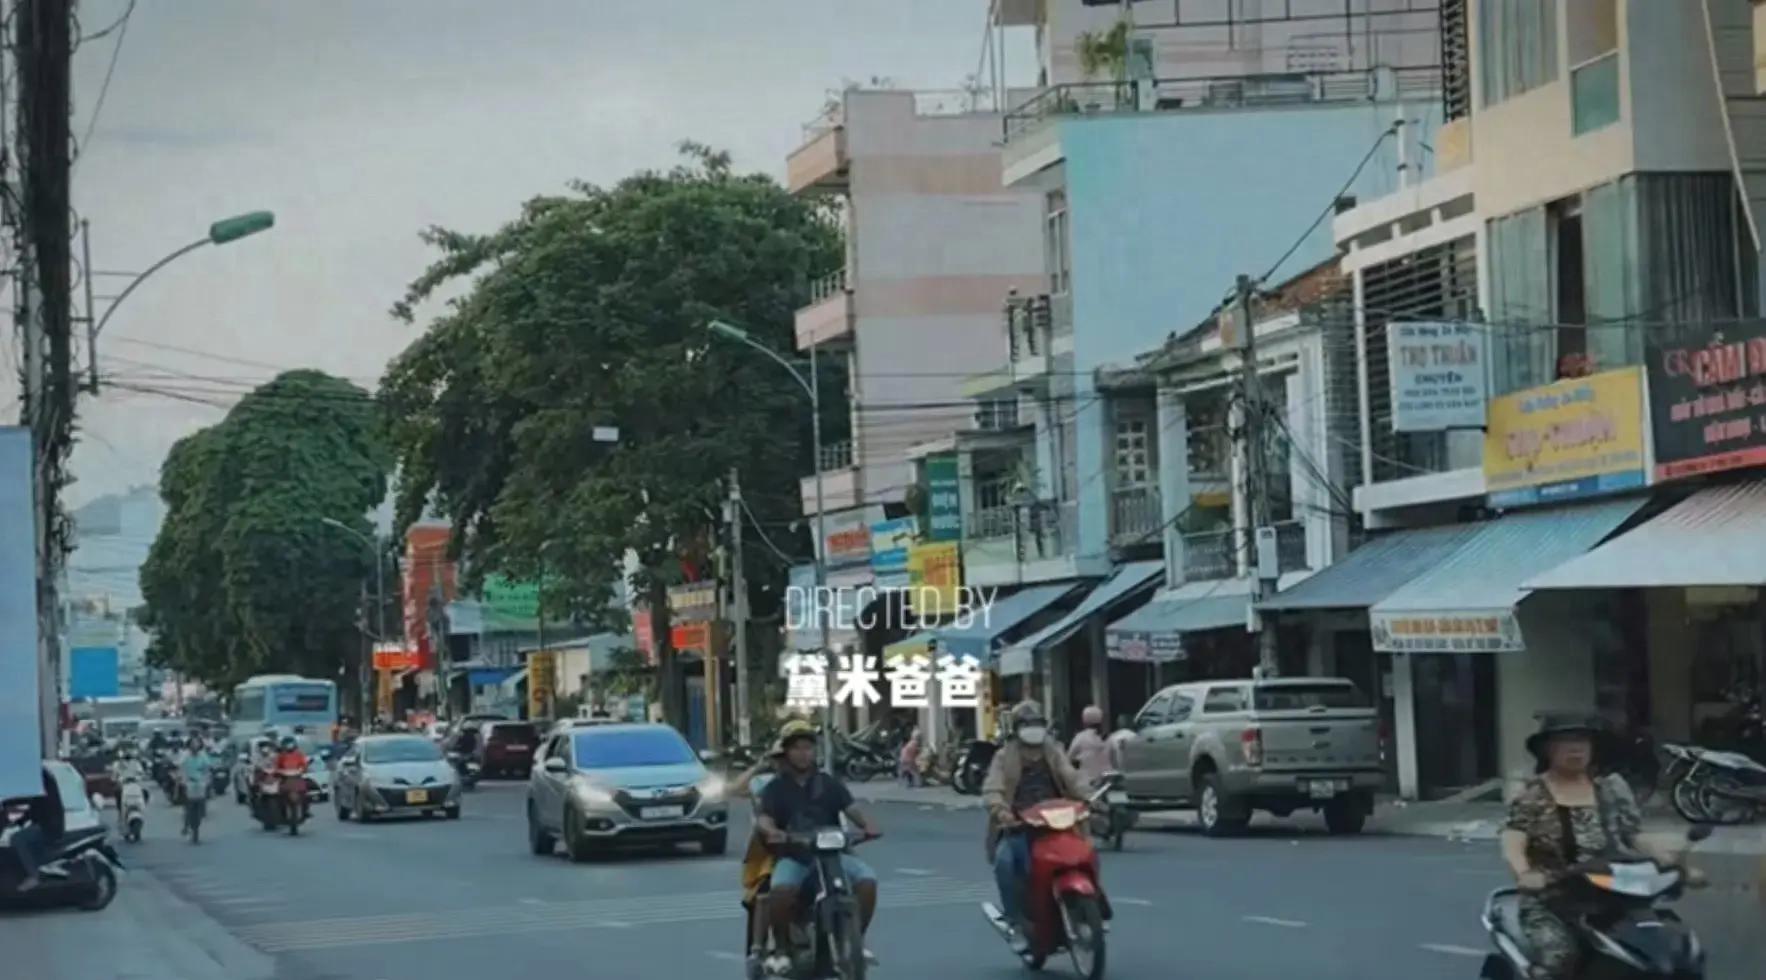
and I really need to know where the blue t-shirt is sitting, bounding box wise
[179,752,215,796]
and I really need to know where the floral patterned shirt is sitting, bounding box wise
[1504,773,1643,882]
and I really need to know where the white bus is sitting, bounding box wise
[231,675,338,734]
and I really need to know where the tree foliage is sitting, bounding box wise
[380,144,840,724]
[139,370,389,692]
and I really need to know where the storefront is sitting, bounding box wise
[994,561,1163,731]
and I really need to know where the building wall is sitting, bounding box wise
[1500,593,1603,789]
[839,92,1046,509]
[1625,1,1734,174]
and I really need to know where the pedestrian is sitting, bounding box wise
[1067,705,1111,787]
[898,729,923,788]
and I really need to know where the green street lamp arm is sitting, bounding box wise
[91,237,208,342]
[92,211,275,343]
[705,319,813,401]
[319,516,375,550]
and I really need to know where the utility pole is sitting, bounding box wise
[1235,273,1279,676]
[726,467,752,748]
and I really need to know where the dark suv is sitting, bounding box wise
[480,721,541,779]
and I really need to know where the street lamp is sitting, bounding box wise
[320,516,387,727]
[85,210,276,392]
[704,318,836,773]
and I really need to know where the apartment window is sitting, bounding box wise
[1479,0,1559,107]
[1114,417,1151,488]
[1045,190,1070,296]
[1567,0,1619,134]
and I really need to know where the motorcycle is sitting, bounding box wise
[835,736,893,784]
[1088,772,1133,852]
[449,751,481,791]
[1667,743,1766,825]
[982,798,1112,980]
[0,825,125,912]
[754,827,878,979]
[951,738,997,796]
[1479,825,1712,979]
[118,777,147,844]
[208,754,232,799]
[253,768,309,835]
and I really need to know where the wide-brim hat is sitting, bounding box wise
[1525,712,1613,770]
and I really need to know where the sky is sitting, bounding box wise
[41,0,1034,507]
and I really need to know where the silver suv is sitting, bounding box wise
[526,722,729,860]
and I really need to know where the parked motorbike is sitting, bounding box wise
[1088,772,1133,852]
[1479,825,1712,979]
[1694,691,1764,763]
[982,798,1112,980]
[118,777,147,844]
[834,736,893,784]
[1667,743,1766,825]
[951,738,997,796]
[449,751,481,791]
[253,768,309,835]
[0,825,124,912]
[753,827,878,979]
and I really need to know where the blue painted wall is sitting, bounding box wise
[1058,100,1442,556]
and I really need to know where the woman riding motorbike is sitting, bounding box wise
[730,725,796,979]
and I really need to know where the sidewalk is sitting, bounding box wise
[849,781,1766,856]
[0,860,274,980]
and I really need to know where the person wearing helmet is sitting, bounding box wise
[1067,705,1112,788]
[729,733,789,976]
[756,719,881,971]
[983,700,1086,951]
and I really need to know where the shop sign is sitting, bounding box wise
[1368,610,1524,653]
[528,651,557,720]
[668,580,719,622]
[906,541,962,618]
[632,610,720,663]
[372,644,419,673]
[1483,367,1646,508]
[818,505,884,569]
[1104,630,1184,663]
[924,455,962,541]
[1647,320,1766,480]
[1387,321,1488,431]
[870,518,916,589]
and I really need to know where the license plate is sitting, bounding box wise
[1105,791,1129,804]
[639,805,684,820]
[506,745,530,753]
[406,789,429,804]
[1307,781,1338,800]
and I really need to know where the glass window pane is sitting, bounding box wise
[1572,52,1620,135]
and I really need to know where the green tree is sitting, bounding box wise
[381,144,840,727]
[140,371,389,694]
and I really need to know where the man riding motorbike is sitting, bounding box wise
[755,719,881,974]
[982,700,1087,953]
[178,733,215,840]
[1,764,65,892]
[109,741,148,806]
[1066,705,1112,788]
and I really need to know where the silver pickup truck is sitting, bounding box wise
[1116,677,1382,837]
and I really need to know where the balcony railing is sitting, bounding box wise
[818,439,854,472]
[975,398,1022,431]
[1003,66,1443,141]
[807,268,849,306]
[965,499,1075,560]
[966,504,1017,540]
[1180,520,1310,581]
[1110,485,1163,545]
[1005,294,1052,362]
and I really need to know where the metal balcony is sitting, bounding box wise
[786,109,848,195]
[1110,485,1164,547]
[795,269,854,349]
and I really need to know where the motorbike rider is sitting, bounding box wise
[755,720,881,971]
[983,700,1087,952]
[729,735,786,978]
[178,733,215,838]
[110,740,148,805]
[1,764,65,892]
[1500,713,1704,980]
[1067,705,1112,788]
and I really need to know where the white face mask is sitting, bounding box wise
[1017,725,1048,747]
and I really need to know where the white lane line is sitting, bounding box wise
[210,897,284,906]
[519,898,546,905]
[597,920,633,929]
[895,868,935,876]
[1113,897,1153,907]
[1419,943,1486,958]
[1242,915,1308,928]
[707,951,745,962]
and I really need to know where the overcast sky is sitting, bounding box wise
[41,0,1031,507]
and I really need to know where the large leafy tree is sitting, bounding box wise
[381,145,841,726]
[139,371,389,695]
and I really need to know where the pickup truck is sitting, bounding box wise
[1115,677,1382,837]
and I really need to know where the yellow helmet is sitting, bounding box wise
[773,718,819,756]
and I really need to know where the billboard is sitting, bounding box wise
[906,541,962,617]
[0,428,39,797]
[1483,367,1646,508]
[869,517,916,589]
[403,525,456,670]
[924,455,962,541]
[1647,320,1766,480]
[68,646,120,700]
[1386,321,1488,431]
[816,505,883,570]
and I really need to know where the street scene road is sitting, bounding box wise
[7,780,1762,980]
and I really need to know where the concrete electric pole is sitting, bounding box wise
[1235,274,1280,676]
[726,467,752,748]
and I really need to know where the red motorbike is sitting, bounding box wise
[253,767,309,836]
[982,798,1111,980]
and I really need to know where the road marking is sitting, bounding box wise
[1242,915,1308,928]
[210,896,284,907]
[597,920,633,929]
[519,897,546,905]
[706,951,745,962]
[1419,943,1485,958]
[1113,897,1153,907]
[895,868,935,876]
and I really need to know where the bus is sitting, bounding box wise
[231,675,338,734]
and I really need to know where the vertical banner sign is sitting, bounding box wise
[1646,320,1766,480]
[785,564,819,651]
[0,428,41,797]
[924,455,963,541]
[403,525,456,671]
[528,650,557,721]
[1482,367,1647,508]
[907,541,963,617]
[1386,321,1488,431]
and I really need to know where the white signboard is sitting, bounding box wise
[0,428,42,797]
[1387,321,1487,432]
[1369,609,1524,654]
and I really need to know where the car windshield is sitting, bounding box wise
[572,728,696,769]
[1254,683,1370,711]
[363,738,443,764]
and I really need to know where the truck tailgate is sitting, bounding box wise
[1255,707,1381,771]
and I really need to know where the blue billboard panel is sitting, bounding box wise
[69,646,120,699]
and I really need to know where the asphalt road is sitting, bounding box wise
[103,779,1761,980]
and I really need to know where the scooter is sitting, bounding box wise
[1087,772,1133,852]
[253,768,309,835]
[951,738,997,796]
[208,756,232,799]
[0,825,125,912]
[753,827,878,979]
[1667,744,1766,825]
[448,751,480,791]
[1479,826,1712,979]
[118,777,147,843]
[982,798,1112,980]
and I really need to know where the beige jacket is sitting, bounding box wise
[980,738,1087,861]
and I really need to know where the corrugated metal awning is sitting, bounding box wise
[1259,523,1485,611]
[1526,481,1766,589]
[994,561,1165,674]
[935,582,1085,661]
[1370,498,1645,653]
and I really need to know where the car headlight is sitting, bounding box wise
[696,773,726,803]
[571,776,615,808]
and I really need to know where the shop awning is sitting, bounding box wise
[1369,497,1645,654]
[995,562,1165,676]
[1258,523,1484,611]
[882,632,936,665]
[465,666,520,687]
[1526,481,1766,590]
[1103,578,1247,662]
[935,582,1084,661]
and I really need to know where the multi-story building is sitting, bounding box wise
[1269,0,1766,800]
